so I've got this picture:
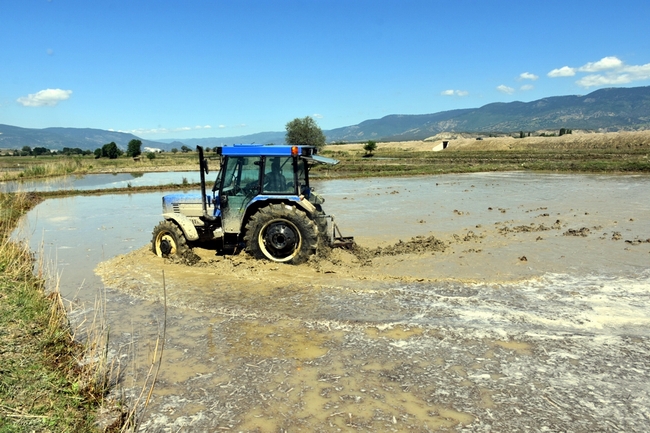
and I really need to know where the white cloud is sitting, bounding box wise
[576,74,630,87]
[497,85,515,94]
[547,56,650,88]
[441,89,468,96]
[520,84,534,91]
[548,66,576,77]
[577,58,650,88]
[17,88,72,107]
[579,56,623,72]
[218,124,226,129]
[123,125,213,135]
[313,113,323,119]
[519,72,538,81]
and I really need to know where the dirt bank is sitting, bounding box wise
[328,130,650,152]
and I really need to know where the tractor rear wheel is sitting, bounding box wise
[244,204,318,264]
[152,220,189,258]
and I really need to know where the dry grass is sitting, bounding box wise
[326,130,650,152]
[0,153,198,182]
[320,130,650,178]
[0,192,130,432]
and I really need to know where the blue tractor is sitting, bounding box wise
[152,144,352,264]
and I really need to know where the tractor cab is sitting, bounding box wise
[205,144,333,234]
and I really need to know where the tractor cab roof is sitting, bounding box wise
[215,144,338,165]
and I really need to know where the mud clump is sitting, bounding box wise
[165,250,202,266]
[498,223,553,235]
[351,235,447,264]
[452,230,483,242]
[625,238,650,245]
[563,227,591,237]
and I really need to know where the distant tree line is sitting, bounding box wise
[1,145,95,157]
[93,139,143,159]
[513,128,574,138]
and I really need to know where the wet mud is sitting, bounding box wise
[91,174,650,432]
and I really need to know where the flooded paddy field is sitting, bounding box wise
[0,170,200,193]
[13,172,650,432]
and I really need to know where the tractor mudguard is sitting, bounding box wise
[249,195,317,215]
[162,212,200,241]
[297,197,317,214]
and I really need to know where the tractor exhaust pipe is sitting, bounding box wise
[197,145,218,222]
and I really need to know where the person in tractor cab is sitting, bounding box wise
[264,157,287,191]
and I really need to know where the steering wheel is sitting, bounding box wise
[242,180,259,195]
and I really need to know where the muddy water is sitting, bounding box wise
[13,172,650,432]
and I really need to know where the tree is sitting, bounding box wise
[171,148,178,154]
[101,142,122,159]
[32,147,50,156]
[146,152,156,160]
[285,116,326,151]
[127,139,142,157]
[180,145,192,153]
[363,140,377,156]
[21,146,32,156]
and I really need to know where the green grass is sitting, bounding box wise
[316,148,650,177]
[0,193,113,432]
[3,145,650,184]
[0,152,199,182]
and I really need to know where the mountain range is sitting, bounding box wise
[2,86,649,151]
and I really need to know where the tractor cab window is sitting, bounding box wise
[297,159,309,197]
[262,156,295,194]
[220,156,262,232]
[220,156,261,197]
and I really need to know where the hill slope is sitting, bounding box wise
[0,125,167,151]
[326,86,650,142]
[1,86,649,149]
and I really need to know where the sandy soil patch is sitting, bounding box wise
[327,130,650,152]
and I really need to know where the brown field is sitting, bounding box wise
[330,129,650,152]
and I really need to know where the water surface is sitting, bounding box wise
[12,172,650,432]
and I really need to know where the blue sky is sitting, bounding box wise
[2,0,650,140]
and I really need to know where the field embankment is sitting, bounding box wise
[1,131,649,183]
[0,152,198,182]
[0,193,121,432]
[319,130,650,177]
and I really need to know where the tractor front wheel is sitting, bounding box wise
[152,220,190,258]
[244,204,318,264]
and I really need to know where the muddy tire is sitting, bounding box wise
[152,220,190,258]
[314,211,330,244]
[244,204,318,264]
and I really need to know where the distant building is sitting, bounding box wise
[144,147,162,153]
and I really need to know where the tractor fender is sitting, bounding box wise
[162,213,200,241]
[244,197,316,220]
[296,197,317,215]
